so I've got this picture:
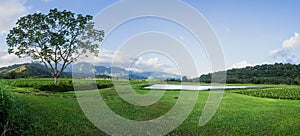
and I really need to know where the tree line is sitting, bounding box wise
[198,63,300,85]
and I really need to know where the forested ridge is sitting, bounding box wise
[199,63,300,85]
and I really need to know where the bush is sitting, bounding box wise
[35,84,74,92]
[36,81,113,92]
[97,83,113,89]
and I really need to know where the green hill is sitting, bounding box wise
[0,63,51,79]
[199,63,300,85]
[0,63,72,79]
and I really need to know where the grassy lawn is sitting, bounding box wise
[18,94,105,135]
[2,79,300,135]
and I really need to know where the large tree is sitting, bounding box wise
[6,9,104,85]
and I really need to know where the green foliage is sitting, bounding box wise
[34,79,74,92]
[0,82,14,131]
[239,86,300,100]
[35,84,74,92]
[5,78,59,87]
[200,63,300,85]
[97,83,113,89]
[0,81,33,135]
[3,79,300,135]
[19,93,105,135]
[165,78,181,82]
[6,8,104,85]
[4,78,113,92]
[13,82,300,135]
[0,63,53,79]
[35,82,113,92]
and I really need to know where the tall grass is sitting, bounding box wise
[0,81,13,135]
[0,81,32,135]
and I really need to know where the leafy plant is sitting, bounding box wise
[0,82,15,134]
[0,81,33,135]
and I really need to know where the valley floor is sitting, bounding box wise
[2,79,300,135]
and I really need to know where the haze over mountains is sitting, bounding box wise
[1,62,300,85]
[0,62,180,80]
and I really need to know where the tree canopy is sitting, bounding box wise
[198,63,300,85]
[6,8,104,85]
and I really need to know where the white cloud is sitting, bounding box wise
[270,32,300,63]
[0,46,179,74]
[231,61,270,69]
[270,48,280,55]
[283,32,300,49]
[124,67,143,73]
[0,50,30,67]
[270,32,300,55]
[76,49,130,67]
[134,57,163,68]
[231,61,253,69]
[131,57,179,74]
[76,48,177,73]
[0,0,29,35]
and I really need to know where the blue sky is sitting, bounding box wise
[0,0,300,77]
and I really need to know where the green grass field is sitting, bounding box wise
[1,78,300,135]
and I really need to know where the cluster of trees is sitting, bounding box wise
[199,63,300,85]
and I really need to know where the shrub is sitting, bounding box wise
[36,81,113,92]
[35,84,74,92]
[97,83,113,89]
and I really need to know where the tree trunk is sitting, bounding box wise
[54,77,58,86]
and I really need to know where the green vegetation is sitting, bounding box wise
[4,78,67,87]
[239,85,300,100]
[6,8,104,85]
[0,62,181,81]
[0,82,13,134]
[3,78,112,92]
[1,79,300,135]
[18,93,105,135]
[199,63,300,85]
[0,63,52,79]
[0,81,32,135]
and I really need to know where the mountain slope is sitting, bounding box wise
[0,63,51,78]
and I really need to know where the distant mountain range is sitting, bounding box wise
[2,62,300,85]
[0,62,180,80]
